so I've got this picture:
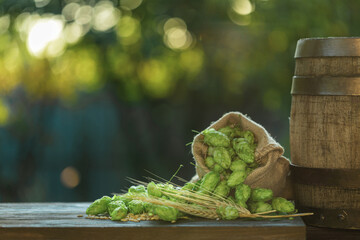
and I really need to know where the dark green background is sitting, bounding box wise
[0,0,357,201]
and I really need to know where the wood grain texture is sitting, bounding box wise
[290,46,360,229]
[0,203,306,240]
[290,95,360,169]
[294,184,360,209]
[295,57,360,76]
[307,226,360,240]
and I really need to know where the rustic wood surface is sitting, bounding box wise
[0,203,306,240]
[307,226,360,240]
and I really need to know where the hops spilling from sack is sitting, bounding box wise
[192,112,291,198]
[86,178,309,223]
[202,126,258,182]
[85,112,312,222]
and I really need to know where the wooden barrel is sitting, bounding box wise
[290,37,360,229]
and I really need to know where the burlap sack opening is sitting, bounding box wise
[191,112,292,198]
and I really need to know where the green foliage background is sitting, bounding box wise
[0,0,358,201]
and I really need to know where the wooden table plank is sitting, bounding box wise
[0,203,306,240]
[306,226,360,240]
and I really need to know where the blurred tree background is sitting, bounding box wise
[0,0,357,202]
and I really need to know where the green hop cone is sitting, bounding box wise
[199,171,220,193]
[128,185,146,194]
[143,202,156,214]
[205,156,215,169]
[249,201,272,213]
[111,194,131,205]
[181,182,195,191]
[243,130,255,144]
[228,148,236,159]
[236,200,247,209]
[232,138,255,164]
[163,183,174,191]
[272,197,295,213]
[128,200,144,215]
[207,146,215,156]
[161,184,184,202]
[161,195,170,200]
[230,159,247,171]
[213,180,230,198]
[147,181,162,198]
[193,179,202,191]
[213,147,231,169]
[234,183,251,202]
[213,164,224,173]
[231,126,244,138]
[110,204,128,221]
[216,205,239,220]
[86,196,111,215]
[108,200,126,215]
[227,170,247,187]
[161,183,174,195]
[250,188,273,202]
[218,126,234,138]
[154,205,179,222]
[202,128,230,147]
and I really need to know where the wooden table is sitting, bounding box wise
[0,203,306,240]
[1,203,360,240]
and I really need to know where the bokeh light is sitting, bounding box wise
[120,0,143,10]
[0,15,10,34]
[33,0,51,8]
[60,166,81,189]
[228,9,252,26]
[15,12,36,41]
[62,3,81,21]
[163,18,193,50]
[179,49,204,76]
[26,16,65,58]
[138,59,172,98]
[231,0,254,15]
[93,1,121,32]
[75,5,93,25]
[116,16,141,45]
[63,22,83,44]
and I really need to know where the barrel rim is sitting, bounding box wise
[291,76,360,96]
[290,163,360,188]
[297,206,360,229]
[295,37,360,58]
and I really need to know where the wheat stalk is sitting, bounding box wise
[132,194,218,219]
[123,178,313,220]
[159,188,251,215]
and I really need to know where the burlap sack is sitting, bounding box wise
[192,112,292,198]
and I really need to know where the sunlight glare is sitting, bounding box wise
[27,17,64,57]
[231,0,253,15]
